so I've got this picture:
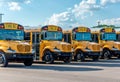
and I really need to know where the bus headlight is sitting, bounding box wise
[85,48,92,52]
[54,48,61,52]
[112,47,118,50]
[6,47,16,53]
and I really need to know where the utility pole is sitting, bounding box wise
[97,21,100,26]
[0,13,4,23]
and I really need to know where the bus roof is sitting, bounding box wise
[0,22,24,30]
[25,28,41,33]
[91,27,115,33]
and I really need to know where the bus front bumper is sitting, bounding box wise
[5,53,34,60]
[85,52,101,56]
[111,50,120,55]
[53,52,72,57]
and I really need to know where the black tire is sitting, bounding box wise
[0,52,8,67]
[24,58,33,66]
[92,56,99,61]
[74,51,85,62]
[102,49,112,59]
[63,56,71,64]
[44,50,54,64]
[118,55,120,59]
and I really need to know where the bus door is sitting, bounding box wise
[25,32,40,60]
[32,32,40,60]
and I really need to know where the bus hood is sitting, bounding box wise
[0,40,31,53]
[43,41,71,52]
[113,42,120,50]
[74,41,100,51]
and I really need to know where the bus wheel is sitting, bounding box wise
[44,51,54,64]
[103,50,112,59]
[0,52,8,67]
[74,51,85,62]
[118,55,120,59]
[24,58,33,66]
[63,56,71,64]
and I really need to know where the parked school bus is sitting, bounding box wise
[0,22,33,67]
[91,26,120,59]
[25,25,72,64]
[116,28,120,42]
[63,26,101,61]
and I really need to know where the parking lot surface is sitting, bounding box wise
[0,59,120,82]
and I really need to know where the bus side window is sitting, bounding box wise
[72,33,76,40]
[64,33,71,43]
[100,33,105,40]
[64,34,67,42]
[92,34,99,43]
[117,34,120,41]
[24,32,30,41]
[41,33,44,40]
[36,33,40,43]
[68,33,71,43]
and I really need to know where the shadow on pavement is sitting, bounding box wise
[70,59,120,67]
[7,63,103,72]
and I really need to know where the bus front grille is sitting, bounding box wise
[62,45,71,51]
[17,45,30,52]
[92,45,100,51]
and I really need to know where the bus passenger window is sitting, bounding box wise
[63,33,71,43]
[68,33,71,43]
[117,34,120,41]
[64,34,67,42]
[36,33,40,43]
[41,34,44,40]
[24,32,30,41]
[91,34,99,43]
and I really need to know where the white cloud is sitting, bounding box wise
[0,0,32,11]
[24,0,31,4]
[101,0,120,5]
[45,0,102,28]
[45,11,81,28]
[8,2,21,11]
[99,18,120,25]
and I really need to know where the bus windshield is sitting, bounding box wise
[44,32,62,41]
[0,29,24,40]
[101,33,116,41]
[75,32,91,41]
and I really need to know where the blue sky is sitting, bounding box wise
[0,0,120,29]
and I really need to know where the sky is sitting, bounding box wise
[0,0,120,29]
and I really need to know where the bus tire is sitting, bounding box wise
[44,50,54,64]
[103,49,112,59]
[24,58,33,66]
[63,56,71,64]
[74,51,85,62]
[0,52,8,67]
[118,55,120,59]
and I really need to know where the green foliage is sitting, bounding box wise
[92,24,120,28]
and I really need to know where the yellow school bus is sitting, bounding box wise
[64,26,101,61]
[91,26,120,59]
[116,28,120,41]
[0,22,33,67]
[25,25,72,64]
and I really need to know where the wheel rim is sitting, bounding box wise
[44,52,53,63]
[104,51,110,59]
[77,52,83,61]
[0,53,5,66]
